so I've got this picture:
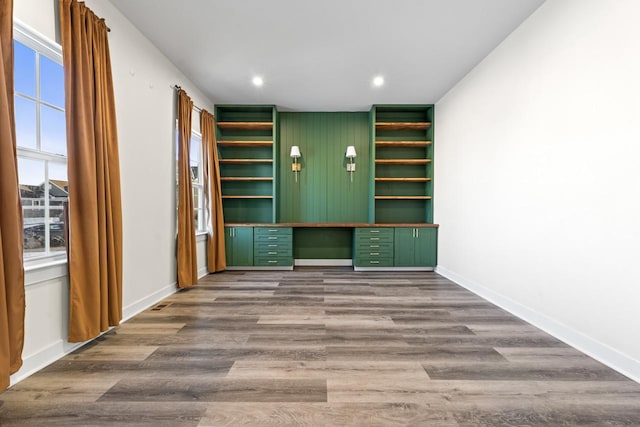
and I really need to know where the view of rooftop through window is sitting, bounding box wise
[14,36,68,261]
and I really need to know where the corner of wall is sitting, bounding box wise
[435,265,640,384]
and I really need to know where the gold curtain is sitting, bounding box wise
[59,0,123,342]
[0,0,25,391]
[201,110,226,272]
[177,90,197,287]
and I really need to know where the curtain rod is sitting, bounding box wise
[172,85,204,114]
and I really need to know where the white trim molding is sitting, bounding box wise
[436,266,640,384]
[10,339,86,386]
[226,266,294,271]
[24,259,68,287]
[354,266,434,272]
[122,282,178,322]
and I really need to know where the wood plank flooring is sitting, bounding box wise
[1,268,639,426]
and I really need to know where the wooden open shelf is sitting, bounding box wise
[222,195,273,199]
[219,159,273,164]
[375,196,432,200]
[217,122,273,130]
[217,140,273,147]
[375,159,432,165]
[375,177,432,182]
[220,177,273,181]
[375,122,432,131]
[375,141,432,147]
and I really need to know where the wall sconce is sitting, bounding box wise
[345,145,357,182]
[290,145,301,182]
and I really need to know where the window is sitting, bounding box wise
[190,132,206,233]
[14,24,68,263]
[176,127,206,234]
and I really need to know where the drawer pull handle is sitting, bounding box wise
[268,252,277,255]
[370,245,380,248]
[268,237,277,240]
[370,261,380,264]
[268,229,278,232]
[370,252,379,256]
[268,260,278,264]
[371,237,379,241]
[370,230,380,233]
[268,244,278,247]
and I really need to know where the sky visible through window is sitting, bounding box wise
[14,39,66,187]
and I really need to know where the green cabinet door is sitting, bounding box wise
[393,227,437,267]
[224,227,234,265]
[225,226,254,266]
[393,228,415,267]
[413,227,437,267]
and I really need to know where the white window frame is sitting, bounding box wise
[190,131,206,234]
[14,21,68,269]
[176,123,207,236]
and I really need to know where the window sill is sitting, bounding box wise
[24,257,68,287]
[196,232,208,242]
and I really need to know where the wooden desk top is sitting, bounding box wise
[225,223,439,228]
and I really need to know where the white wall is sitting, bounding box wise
[435,0,640,382]
[12,0,212,385]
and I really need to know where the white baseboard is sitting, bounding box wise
[198,266,209,279]
[122,282,178,322]
[10,281,178,388]
[10,339,87,386]
[354,266,434,272]
[295,259,353,267]
[436,265,640,384]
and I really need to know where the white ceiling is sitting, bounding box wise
[108,0,544,111]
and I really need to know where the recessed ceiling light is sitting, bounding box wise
[252,76,264,87]
[373,76,384,87]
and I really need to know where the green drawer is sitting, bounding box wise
[254,234,293,243]
[354,257,394,267]
[354,242,393,251]
[355,228,394,238]
[254,257,293,267]
[254,248,293,257]
[254,241,291,251]
[355,235,394,245]
[355,248,393,259]
[254,227,293,236]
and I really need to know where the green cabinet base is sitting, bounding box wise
[394,227,437,267]
[225,226,254,266]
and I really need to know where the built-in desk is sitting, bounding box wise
[224,223,438,271]
[226,223,439,228]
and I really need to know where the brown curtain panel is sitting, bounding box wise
[0,0,26,391]
[201,109,226,272]
[177,89,197,287]
[59,0,123,342]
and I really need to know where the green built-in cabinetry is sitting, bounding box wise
[217,104,437,271]
[353,226,437,270]
[215,105,277,223]
[354,228,394,267]
[370,105,434,224]
[224,226,253,267]
[254,227,293,267]
[225,226,293,270]
[393,227,437,267]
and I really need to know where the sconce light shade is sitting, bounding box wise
[290,146,301,181]
[345,146,357,158]
[346,146,357,180]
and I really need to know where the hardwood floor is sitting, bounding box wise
[1,268,639,426]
